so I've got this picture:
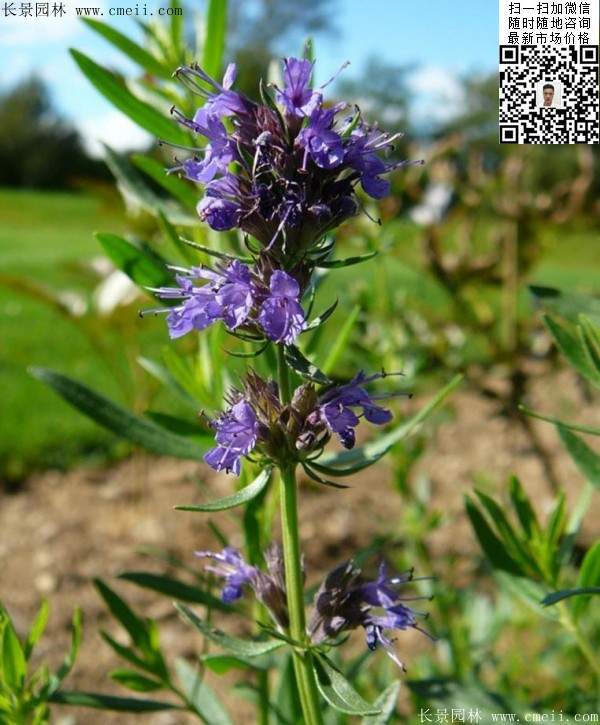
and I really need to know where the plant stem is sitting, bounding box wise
[279,463,323,725]
[276,344,323,725]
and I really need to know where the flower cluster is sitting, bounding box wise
[196,544,288,628]
[309,561,433,670]
[202,371,394,476]
[145,258,306,345]
[198,547,431,669]
[170,57,418,261]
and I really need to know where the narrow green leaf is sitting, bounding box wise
[175,604,285,657]
[70,50,187,145]
[304,299,338,331]
[104,145,197,226]
[317,251,378,269]
[30,367,206,460]
[544,314,600,386]
[132,155,198,209]
[542,587,600,606]
[573,541,600,617]
[110,669,163,693]
[1,619,26,690]
[361,680,400,724]
[558,425,600,488]
[176,468,271,512]
[318,374,462,469]
[94,580,150,652]
[508,475,540,539]
[53,608,83,686]
[322,305,360,375]
[465,496,523,576]
[81,19,169,78]
[529,285,600,325]
[24,599,49,660]
[175,658,233,725]
[474,490,539,574]
[100,631,154,675]
[49,690,178,711]
[202,0,228,79]
[314,654,380,716]
[96,233,172,290]
[201,653,269,674]
[118,572,231,612]
[519,405,600,438]
[284,345,332,384]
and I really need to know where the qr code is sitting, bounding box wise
[499,45,599,144]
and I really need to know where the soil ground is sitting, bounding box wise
[1,368,599,724]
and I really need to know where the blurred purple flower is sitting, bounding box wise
[195,547,257,603]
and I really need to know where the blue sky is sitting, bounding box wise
[0,0,498,154]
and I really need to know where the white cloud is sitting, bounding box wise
[78,111,152,157]
[408,65,466,125]
[0,7,81,46]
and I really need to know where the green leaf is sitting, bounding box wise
[508,475,540,539]
[304,299,338,331]
[110,669,163,693]
[529,285,600,326]
[103,145,197,226]
[81,19,170,78]
[52,607,83,686]
[465,496,523,576]
[495,572,558,620]
[474,490,538,574]
[100,631,154,675]
[519,405,600,438]
[132,155,198,209]
[313,654,380,716]
[94,580,150,652]
[557,425,600,488]
[1,619,26,690]
[316,251,378,269]
[24,599,49,660]
[202,0,228,79]
[118,572,231,612]
[175,604,285,658]
[406,678,520,720]
[70,50,188,145]
[542,587,600,606]
[322,305,360,375]
[96,233,172,290]
[284,345,332,384]
[201,653,270,674]
[544,314,600,387]
[175,468,272,512]
[361,681,400,724]
[573,541,600,617]
[48,690,178,711]
[30,367,207,460]
[318,374,462,470]
[174,658,233,725]
[144,412,207,438]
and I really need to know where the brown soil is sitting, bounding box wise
[1,368,599,724]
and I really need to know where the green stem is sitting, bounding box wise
[276,344,323,725]
[558,602,600,688]
[279,463,323,725]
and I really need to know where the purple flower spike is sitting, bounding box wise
[276,57,321,118]
[311,371,393,449]
[195,547,257,603]
[258,271,306,344]
[204,400,260,476]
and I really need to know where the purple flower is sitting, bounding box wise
[177,62,248,120]
[297,105,345,170]
[258,271,306,344]
[177,115,238,184]
[345,126,404,199]
[198,174,243,231]
[195,547,257,603]
[275,57,321,118]
[310,372,393,449]
[309,559,432,670]
[204,400,260,476]
[216,260,255,330]
[196,545,289,626]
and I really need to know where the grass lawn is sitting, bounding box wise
[0,188,135,482]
